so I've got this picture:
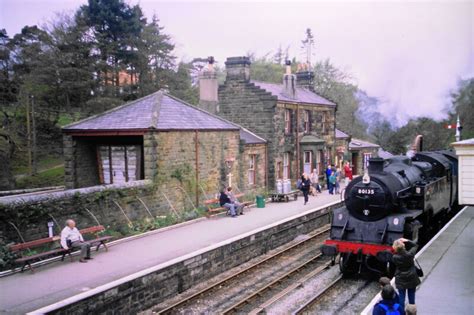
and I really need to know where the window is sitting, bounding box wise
[304,110,311,133]
[321,112,326,134]
[283,153,290,179]
[277,161,283,179]
[284,109,291,134]
[304,151,312,175]
[363,153,372,170]
[248,154,256,185]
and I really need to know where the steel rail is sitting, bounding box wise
[155,225,330,314]
[247,262,333,315]
[222,254,332,314]
[292,274,344,315]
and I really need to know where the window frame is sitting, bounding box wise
[284,109,291,134]
[304,110,311,133]
[283,153,290,179]
[248,154,256,185]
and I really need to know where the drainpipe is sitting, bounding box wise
[195,130,199,206]
[296,104,300,178]
[265,143,268,189]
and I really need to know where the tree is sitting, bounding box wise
[168,62,198,104]
[313,59,368,139]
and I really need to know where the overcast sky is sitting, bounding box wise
[1,0,473,125]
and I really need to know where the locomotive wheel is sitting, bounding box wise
[339,253,357,276]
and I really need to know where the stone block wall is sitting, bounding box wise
[217,80,278,184]
[239,143,267,192]
[0,181,162,244]
[63,135,100,189]
[44,201,344,314]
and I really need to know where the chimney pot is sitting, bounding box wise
[225,56,251,81]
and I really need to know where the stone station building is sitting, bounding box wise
[199,56,338,188]
[62,91,267,199]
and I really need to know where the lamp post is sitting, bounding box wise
[225,158,235,187]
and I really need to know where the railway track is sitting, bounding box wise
[153,225,331,314]
[292,275,376,314]
[292,275,343,314]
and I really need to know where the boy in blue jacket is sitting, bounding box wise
[373,284,404,315]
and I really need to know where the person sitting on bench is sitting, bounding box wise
[60,219,92,263]
[219,189,237,218]
[227,187,244,215]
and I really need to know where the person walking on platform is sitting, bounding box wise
[60,219,92,263]
[392,238,420,308]
[219,189,236,217]
[300,173,311,205]
[344,161,353,185]
[326,164,332,192]
[372,284,404,315]
[329,171,337,195]
[310,169,321,195]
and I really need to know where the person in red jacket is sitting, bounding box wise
[344,161,353,185]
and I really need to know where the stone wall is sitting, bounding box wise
[64,135,100,189]
[216,79,336,188]
[217,80,278,185]
[0,181,161,243]
[39,201,344,314]
[240,143,267,192]
[351,147,379,176]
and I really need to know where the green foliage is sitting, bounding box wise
[15,165,64,189]
[451,78,474,139]
[170,163,193,183]
[0,239,17,269]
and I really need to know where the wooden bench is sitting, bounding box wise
[8,225,112,273]
[269,190,299,202]
[204,193,252,215]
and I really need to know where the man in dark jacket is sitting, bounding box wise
[373,284,404,315]
[392,238,421,308]
[219,190,236,217]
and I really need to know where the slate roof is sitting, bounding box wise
[251,81,335,106]
[335,128,350,139]
[452,138,474,146]
[240,128,267,144]
[63,91,239,132]
[378,148,394,159]
[349,138,380,150]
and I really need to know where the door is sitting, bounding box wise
[98,145,140,184]
[352,153,358,176]
[304,151,312,175]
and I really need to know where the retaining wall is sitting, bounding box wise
[35,200,344,314]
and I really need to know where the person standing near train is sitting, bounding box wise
[344,161,353,185]
[392,238,420,310]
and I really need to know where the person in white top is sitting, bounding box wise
[60,219,91,263]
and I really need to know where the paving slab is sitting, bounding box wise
[362,206,474,315]
[0,191,342,314]
[416,206,474,315]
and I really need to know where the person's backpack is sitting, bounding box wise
[378,303,401,315]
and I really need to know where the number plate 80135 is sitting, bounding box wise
[358,188,375,195]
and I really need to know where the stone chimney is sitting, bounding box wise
[282,60,297,99]
[225,56,251,81]
[296,71,314,91]
[199,56,218,113]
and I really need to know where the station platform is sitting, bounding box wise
[362,206,474,314]
[0,190,342,314]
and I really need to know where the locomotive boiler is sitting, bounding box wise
[321,150,458,275]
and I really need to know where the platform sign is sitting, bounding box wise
[453,138,474,205]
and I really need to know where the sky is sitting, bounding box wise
[1,0,473,125]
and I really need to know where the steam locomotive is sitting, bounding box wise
[321,150,458,275]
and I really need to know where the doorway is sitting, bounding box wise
[304,150,312,175]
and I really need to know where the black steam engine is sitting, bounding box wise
[321,150,458,275]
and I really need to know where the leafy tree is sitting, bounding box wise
[168,62,198,104]
[313,59,368,139]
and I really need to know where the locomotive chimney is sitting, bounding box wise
[368,157,384,173]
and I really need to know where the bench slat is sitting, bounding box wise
[9,237,56,252]
[15,248,67,262]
